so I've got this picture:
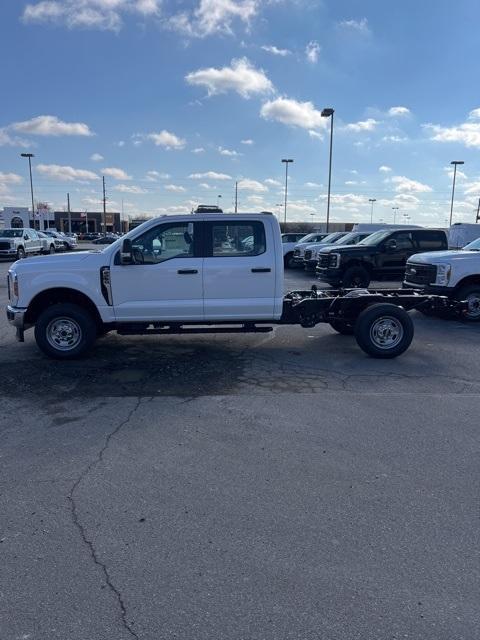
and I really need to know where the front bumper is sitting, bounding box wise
[402,281,453,296]
[0,249,18,257]
[292,256,304,265]
[6,305,28,341]
[303,259,319,270]
[316,267,342,285]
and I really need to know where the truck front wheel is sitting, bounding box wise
[35,303,97,359]
[284,252,295,269]
[456,284,480,321]
[342,266,370,288]
[354,303,414,358]
[17,247,26,260]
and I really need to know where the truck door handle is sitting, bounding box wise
[177,269,198,274]
[251,268,271,273]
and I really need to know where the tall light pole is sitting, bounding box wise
[449,160,464,227]
[20,152,35,229]
[392,206,399,224]
[281,158,293,225]
[321,108,334,232]
[368,198,377,223]
[217,194,222,208]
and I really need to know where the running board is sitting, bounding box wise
[116,324,274,336]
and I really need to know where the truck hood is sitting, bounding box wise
[10,250,107,273]
[325,244,377,255]
[409,249,480,264]
[319,244,360,254]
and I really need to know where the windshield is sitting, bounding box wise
[464,237,480,251]
[298,233,316,243]
[0,230,23,238]
[320,232,343,244]
[358,230,391,246]
[334,232,362,245]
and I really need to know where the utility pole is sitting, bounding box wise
[20,153,36,229]
[476,197,480,223]
[102,175,107,235]
[449,160,464,227]
[67,193,71,234]
[281,158,294,225]
[234,181,238,213]
[368,198,377,223]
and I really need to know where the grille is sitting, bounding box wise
[0,241,12,250]
[304,249,312,260]
[318,254,329,268]
[405,263,437,285]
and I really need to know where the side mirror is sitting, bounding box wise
[120,238,133,264]
[24,234,29,241]
[385,239,397,252]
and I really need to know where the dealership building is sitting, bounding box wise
[0,207,122,233]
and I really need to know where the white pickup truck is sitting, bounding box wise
[403,236,480,321]
[6,212,462,359]
[0,228,43,260]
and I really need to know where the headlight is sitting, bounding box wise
[329,253,341,268]
[435,263,451,286]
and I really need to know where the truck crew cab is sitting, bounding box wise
[6,213,460,360]
[316,228,448,288]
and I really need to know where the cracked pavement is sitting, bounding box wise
[1,261,479,640]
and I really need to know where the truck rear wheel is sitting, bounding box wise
[342,266,370,288]
[35,303,97,359]
[456,284,480,321]
[329,319,354,334]
[354,303,414,358]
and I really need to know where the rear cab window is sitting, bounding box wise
[206,221,266,257]
[414,230,447,250]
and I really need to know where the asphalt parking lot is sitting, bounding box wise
[1,253,479,640]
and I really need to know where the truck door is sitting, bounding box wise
[202,219,277,320]
[26,229,42,253]
[109,221,204,321]
[379,231,416,277]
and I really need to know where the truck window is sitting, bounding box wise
[131,222,195,264]
[392,232,414,250]
[414,230,446,250]
[208,221,266,257]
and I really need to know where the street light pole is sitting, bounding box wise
[449,160,464,227]
[368,198,377,223]
[321,108,334,233]
[20,153,35,229]
[392,206,399,224]
[281,158,293,225]
[217,194,222,208]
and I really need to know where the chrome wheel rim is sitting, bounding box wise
[46,317,82,351]
[370,316,403,349]
[465,293,480,319]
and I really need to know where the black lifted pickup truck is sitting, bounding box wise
[316,228,448,288]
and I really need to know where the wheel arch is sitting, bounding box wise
[25,287,103,328]
[453,275,480,293]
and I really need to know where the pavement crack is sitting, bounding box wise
[67,397,142,639]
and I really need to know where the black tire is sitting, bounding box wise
[17,246,26,260]
[456,284,480,322]
[49,244,55,254]
[342,265,370,288]
[284,252,295,269]
[354,303,414,358]
[63,241,69,251]
[34,303,97,359]
[329,319,354,334]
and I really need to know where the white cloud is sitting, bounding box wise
[22,0,161,32]
[114,184,147,194]
[390,175,432,193]
[241,139,254,145]
[146,130,186,150]
[117,140,125,147]
[0,128,30,148]
[468,108,480,120]
[247,195,264,203]
[305,41,320,64]
[261,45,291,57]
[102,167,132,180]
[304,181,321,188]
[379,165,392,172]
[11,114,93,136]
[338,18,370,34]
[264,178,282,186]
[260,97,326,131]
[424,118,480,149]
[145,170,170,181]
[90,153,104,162]
[37,164,99,182]
[186,58,273,99]
[344,118,378,132]
[189,171,232,180]
[308,130,323,140]
[218,146,242,157]
[165,184,186,192]
[191,147,205,154]
[345,180,358,185]
[0,172,23,185]
[238,178,267,192]
[168,0,257,38]
[199,183,213,189]
[382,135,408,143]
[388,106,410,117]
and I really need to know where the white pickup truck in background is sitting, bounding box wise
[6,212,464,360]
[404,236,480,320]
[0,228,43,260]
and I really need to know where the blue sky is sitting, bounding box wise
[1,0,480,225]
